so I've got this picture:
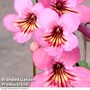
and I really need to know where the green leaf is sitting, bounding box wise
[78,60,90,69]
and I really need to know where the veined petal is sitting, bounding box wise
[3,14,19,32]
[59,13,80,33]
[14,0,33,16]
[69,67,90,87]
[13,31,32,43]
[60,47,80,68]
[30,66,90,87]
[30,62,76,87]
[77,5,90,23]
[63,34,78,51]
[39,8,59,30]
[32,48,54,70]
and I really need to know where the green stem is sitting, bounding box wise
[82,34,87,61]
[33,63,36,76]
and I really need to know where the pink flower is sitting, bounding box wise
[3,0,44,43]
[34,8,80,56]
[30,47,90,87]
[38,0,90,23]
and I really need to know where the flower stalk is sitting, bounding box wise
[36,0,38,3]
[33,63,36,76]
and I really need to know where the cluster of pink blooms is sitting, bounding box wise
[3,0,90,87]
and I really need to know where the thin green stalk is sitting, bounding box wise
[33,63,36,76]
[82,34,87,61]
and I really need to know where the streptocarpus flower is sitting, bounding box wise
[38,0,90,23]
[39,0,86,8]
[34,8,80,56]
[39,0,78,15]
[3,0,44,43]
[30,47,90,87]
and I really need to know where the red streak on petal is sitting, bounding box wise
[46,63,75,87]
[16,13,38,35]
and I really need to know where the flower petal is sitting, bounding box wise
[13,32,32,43]
[34,29,48,46]
[38,0,52,7]
[77,0,85,4]
[59,13,80,33]
[30,72,50,87]
[67,0,77,7]
[69,67,90,87]
[60,47,80,68]
[3,14,18,32]
[33,2,45,15]
[44,46,63,57]
[14,0,33,16]
[63,34,78,51]
[39,8,59,30]
[77,5,90,23]
[32,48,54,70]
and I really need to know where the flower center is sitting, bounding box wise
[51,0,77,15]
[53,26,63,37]
[44,26,67,47]
[46,62,75,87]
[53,62,64,70]
[56,2,62,10]
[16,13,38,34]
